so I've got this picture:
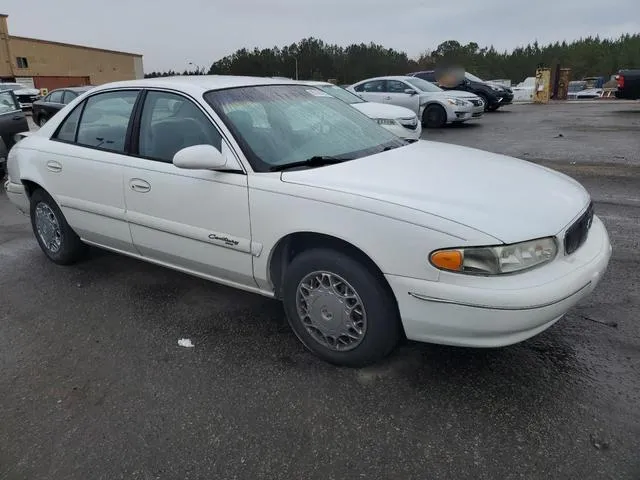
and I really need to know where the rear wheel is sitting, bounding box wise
[38,116,48,127]
[282,248,401,367]
[422,104,447,128]
[0,137,7,179]
[30,189,87,265]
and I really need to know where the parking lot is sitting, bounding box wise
[1,102,639,479]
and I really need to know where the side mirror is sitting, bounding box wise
[404,88,417,95]
[173,144,240,171]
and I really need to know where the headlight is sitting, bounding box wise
[398,116,418,127]
[491,85,503,92]
[430,237,557,275]
[375,118,396,125]
[446,98,468,106]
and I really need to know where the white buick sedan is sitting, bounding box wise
[5,76,611,367]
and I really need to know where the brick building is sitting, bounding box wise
[0,14,143,91]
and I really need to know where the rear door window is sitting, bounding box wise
[48,90,64,103]
[75,90,139,152]
[63,91,78,104]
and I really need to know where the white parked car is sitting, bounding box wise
[5,76,611,367]
[348,76,484,128]
[0,83,41,109]
[298,81,421,141]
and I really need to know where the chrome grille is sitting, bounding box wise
[564,202,594,255]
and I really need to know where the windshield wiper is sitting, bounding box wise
[269,156,348,172]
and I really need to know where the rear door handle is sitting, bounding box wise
[46,160,62,173]
[13,116,23,121]
[129,178,151,193]
[383,96,392,100]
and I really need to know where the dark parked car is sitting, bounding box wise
[615,69,640,99]
[31,86,94,127]
[408,71,514,111]
[0,89,29,177]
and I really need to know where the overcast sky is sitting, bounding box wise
[3,0,639,72]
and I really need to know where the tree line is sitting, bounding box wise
[145,34,640,84]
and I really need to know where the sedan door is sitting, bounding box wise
[122,90,255,288]
[383,80,421,114]
[35,89,141,254]
[0,90,29,149]
[43,90,66,117]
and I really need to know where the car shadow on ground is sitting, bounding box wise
[78,246,584,390]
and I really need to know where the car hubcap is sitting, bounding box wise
[34,202,62,253]
[296,271,367,351]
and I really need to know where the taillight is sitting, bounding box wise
[616,74,625,89]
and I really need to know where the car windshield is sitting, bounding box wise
[0,84,22,91]
[404,77,443,93]
[205,85,405,172]
[317,84,365,104]
[465,72,484,83]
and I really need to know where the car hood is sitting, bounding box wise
[280,141,590,243]
[352,102,416,119]
[418,90,478,101]
[440,90,480,100]
[15,88,40,95]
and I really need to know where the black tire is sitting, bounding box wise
[477,94,491,112]
[422,104,447,128]
[30,189,86,265]
[38,116,48,127]
[282,248,401,367]
[0,137,7,179]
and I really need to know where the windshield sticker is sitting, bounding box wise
[306,89,332,97]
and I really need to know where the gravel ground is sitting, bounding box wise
[1,102,639,480]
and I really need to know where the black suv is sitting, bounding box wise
[408,71,514,111]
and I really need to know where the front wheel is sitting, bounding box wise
[478,95,493,112]
[38,116,48,127]
[422,104,447,128]
[30,189,87,265]
[282,248,401,367]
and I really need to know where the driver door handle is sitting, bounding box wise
[129,178,151,193]
[46,160,62,173]
[383,96,392,100]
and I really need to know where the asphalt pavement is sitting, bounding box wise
[1,103,639,479]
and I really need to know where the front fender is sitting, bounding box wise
[248,178,496,291]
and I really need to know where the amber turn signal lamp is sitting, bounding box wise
[430,250,463,271]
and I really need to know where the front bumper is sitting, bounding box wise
[4,180,30,214]
[386,215,611,347]
[17,95,40,110]
[499,92,514,104]
[470,103,484,119]
[448,104,475,123]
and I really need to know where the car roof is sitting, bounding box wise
[353,76,417,84]
[295,80,333,87]
[91,75,298,94]
[49,86,94,93]
[67,86,94,92]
